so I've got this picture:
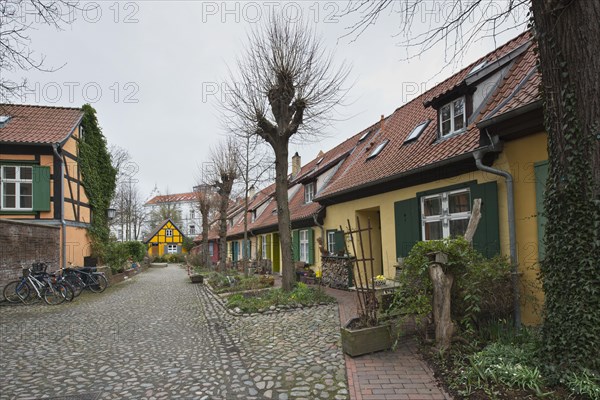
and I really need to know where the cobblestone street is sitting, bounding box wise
[0,266,348,400]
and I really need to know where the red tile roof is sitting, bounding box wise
[0,104,83,145]
[146,192,199,205]
[316,31,535,201]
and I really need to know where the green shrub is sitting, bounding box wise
[388,237,513,334]
[102,242,129,274]
[123,241,146,262]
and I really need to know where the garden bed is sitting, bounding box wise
[225,283,336,314]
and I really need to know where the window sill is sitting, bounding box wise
[0,210,36,215]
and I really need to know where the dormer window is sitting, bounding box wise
[251,210,257,222]
[304,182,315,203]
[440,97,465,137]
[229,218,234,227]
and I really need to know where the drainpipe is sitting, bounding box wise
[473,135,520,329]
[52,144,67,270]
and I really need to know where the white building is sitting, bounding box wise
[143,191,201,238]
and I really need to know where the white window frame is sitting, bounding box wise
[1,165,33,211]
[189,225,195,235]
[299,229,309,263]
[304,182,315,204]
[167,244,178,254]
[165,228,173,237]
[439,97,466,137]
[262,234,267,259]
[421,188,471,240]
[327,231,336,255]
[190,209,195,219]
[209,242,214,258]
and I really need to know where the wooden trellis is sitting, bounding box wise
[340,217,379,327]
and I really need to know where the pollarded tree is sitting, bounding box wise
[221,14,351,291]
[344,0,600,375]
[207,137,239,268]
[194,182,218,268]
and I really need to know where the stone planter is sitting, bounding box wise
[341,317,392,357]
[190,274,204,284]
[150,263,168,268]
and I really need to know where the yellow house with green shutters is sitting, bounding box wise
[144,218,187,257]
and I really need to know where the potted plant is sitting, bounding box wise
[190,274,204,284]
[340,218,393,357]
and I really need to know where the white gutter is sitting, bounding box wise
[52,144,67,270]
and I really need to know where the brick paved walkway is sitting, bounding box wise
[325,288,452,400]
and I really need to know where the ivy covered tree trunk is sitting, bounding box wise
[531,0,600,372]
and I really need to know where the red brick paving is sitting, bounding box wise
[325,287,452,400]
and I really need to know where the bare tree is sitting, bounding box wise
[0,0,76,101]
[193,182,217,268]
[206,137,239,269]
[221,14,351,290]
[148,189,183,228]
[234,132,275,276]
[343,0,600,374]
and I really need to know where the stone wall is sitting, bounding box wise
[321,256,354,289]
[0,220,60,291]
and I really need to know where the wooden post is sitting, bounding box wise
[428,252,454,350]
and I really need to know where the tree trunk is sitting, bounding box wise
[274,144,294,291]
[218,195,228,269]
[201,205,210,268]
[428,253,455,351]
[532,0,600,371]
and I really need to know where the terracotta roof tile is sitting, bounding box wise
[0,104,83,145]
[146,192,198,205]
[317,31,534,200]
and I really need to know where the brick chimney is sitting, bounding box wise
[292,152,301,177]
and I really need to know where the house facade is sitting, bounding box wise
[0,104,92,270]
[209,32,546,325]
[143,218,187,257]
[144,191,201,238]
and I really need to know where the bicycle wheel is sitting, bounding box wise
[64,274,84,297]
[43,284,66,305]
[3,280,25,303]
[89,274,108,293]
[59,281,75,302]
[17,281,38,303]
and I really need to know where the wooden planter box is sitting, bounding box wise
[341,317,392,357]
[190,274,204,284]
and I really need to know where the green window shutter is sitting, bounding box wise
[32,166,51,211]
[394,197,420,258]
[470,181,500,258]
[534,161,549,260]
[258,236,263,258]
[292,230,300,262]
[247,240,252,259]
[308,228,315,265]
[334,230,345,254]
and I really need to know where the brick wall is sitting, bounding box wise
[0,220,60,292]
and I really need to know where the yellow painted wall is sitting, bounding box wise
[147,221,186,256]
[65,226,92,266]
[322,131,548,325]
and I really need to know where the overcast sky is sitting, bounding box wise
[11,1,527,199]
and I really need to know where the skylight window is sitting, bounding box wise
[404,120,430,143]
[316,157,324,165]
[468,61,487,76]
[0,116,11,128]
[358,129,372,143]
[367,139,389,160]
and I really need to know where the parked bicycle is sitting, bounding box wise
[3,262,74,305]
[61,264,108,294]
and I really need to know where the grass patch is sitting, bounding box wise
[226,283,336,313]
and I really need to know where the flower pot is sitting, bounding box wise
[190,274,204,284]
[341,317,392,357]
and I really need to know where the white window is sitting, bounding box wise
[167,244,178,254]
[421,189,471,240]
[327,231,336,255]
[190,209,195,219]
[165,229,173,237]
[117,228,123,241]
[1,166,33,210]
[439,97,466,136]
[251,210,257,223]
[262,234,268,259]
[304,182,315,204]
[209,242,214,257]
[299,229,309,263]
[189,225,195,235]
